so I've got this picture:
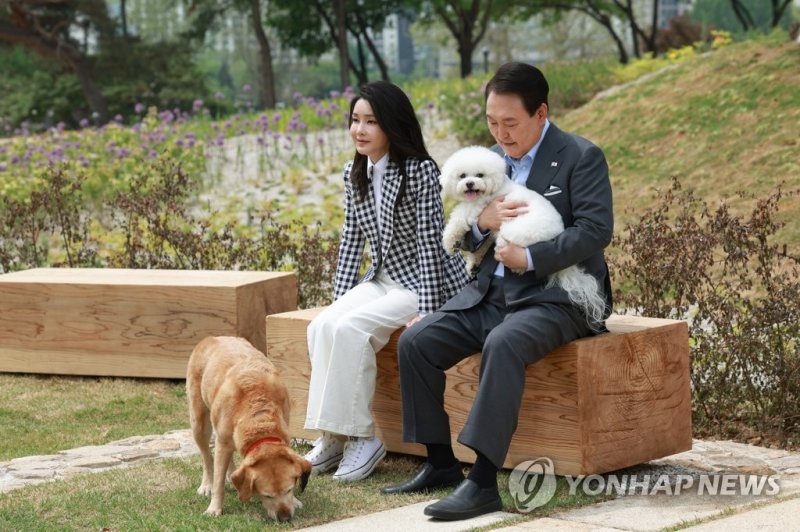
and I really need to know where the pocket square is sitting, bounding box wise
[543,185,562,197]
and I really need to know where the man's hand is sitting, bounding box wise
[494,242,528,272]
[477,197,529,232]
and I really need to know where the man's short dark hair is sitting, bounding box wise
[485,62,549,116]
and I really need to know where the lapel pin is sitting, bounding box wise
[551,161,558,167]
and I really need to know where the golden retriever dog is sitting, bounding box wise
[186,336,311,521]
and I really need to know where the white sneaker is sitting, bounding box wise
[332,437,386,482]
[304,433,345,474]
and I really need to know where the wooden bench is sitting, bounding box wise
[265,308,692,476]
[0,268,296,378]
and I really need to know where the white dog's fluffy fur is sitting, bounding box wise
[440,145,606,327]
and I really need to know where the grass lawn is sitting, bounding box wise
[0,373,606,529]
[0,374,187,461]
[0,451,604,530]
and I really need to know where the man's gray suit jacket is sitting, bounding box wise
[440,122,614,315]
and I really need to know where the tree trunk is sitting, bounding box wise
[458,9,476,79]
[459,38,474,78]
[120,0,128,37]
[350,31,368,86]
[730,0,756,32]
[250,0,276,108]
[596,13,630,64]
[354,10,389,81]
[334,0,350,90]
[647,0,660,56]
[771,0,792,28]
[67,54,110,123]
[0,19,109,123]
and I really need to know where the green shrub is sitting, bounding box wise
[611,178,800,447]
[0,159,340,309]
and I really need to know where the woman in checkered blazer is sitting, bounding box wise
[303,81,470,482]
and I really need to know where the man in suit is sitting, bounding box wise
[381,62,614,520]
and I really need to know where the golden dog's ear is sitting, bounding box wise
[231,465,254,502]
[297,456,312,493]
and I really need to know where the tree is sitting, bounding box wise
[512,1,631,63]
[270,0,404,87]
[424,0,515,78]
[522,0,639,64]
[334,0,349,89]
[0,0,112,122]
[730,0,792,31]
[184,0,277,108]
[690,0,794,33]
[248,0,276,108]
[519,0,684,63]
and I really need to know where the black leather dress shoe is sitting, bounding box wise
[423,479,502,520]
[381,462,464,494]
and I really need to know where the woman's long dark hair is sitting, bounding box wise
[348,81,435,202]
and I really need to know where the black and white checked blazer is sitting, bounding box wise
[333,157,470,314]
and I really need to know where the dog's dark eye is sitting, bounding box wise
[459,173,466,179]
[476,173,484,178]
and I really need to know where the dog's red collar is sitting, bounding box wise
[244,436,285,456]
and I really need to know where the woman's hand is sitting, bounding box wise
[406,315,423,328]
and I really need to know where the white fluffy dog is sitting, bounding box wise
[440,145,606,327]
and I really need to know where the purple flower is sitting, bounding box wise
[114,114,124,123]
[192,99,204,113]
[330,90,341,99]
[0,163,6,172]
[135,103,145,114]
[242,84,252,93]
[215,91,225,100]
[79,118,90,128]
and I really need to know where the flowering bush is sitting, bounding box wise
[711,30,734,49]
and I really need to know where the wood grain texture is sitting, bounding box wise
[0,268,296,378]
[265,309,692,475]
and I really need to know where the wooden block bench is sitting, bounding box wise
[0,268,296,378]
[266,308,692,476]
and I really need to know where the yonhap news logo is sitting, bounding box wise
[508,457,558,512]
[509,457,782,512]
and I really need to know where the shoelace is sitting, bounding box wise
[309,437,339,459]
[339,440,367,468]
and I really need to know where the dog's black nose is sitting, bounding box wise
[277,511,292,522]
[465,181,475,190]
